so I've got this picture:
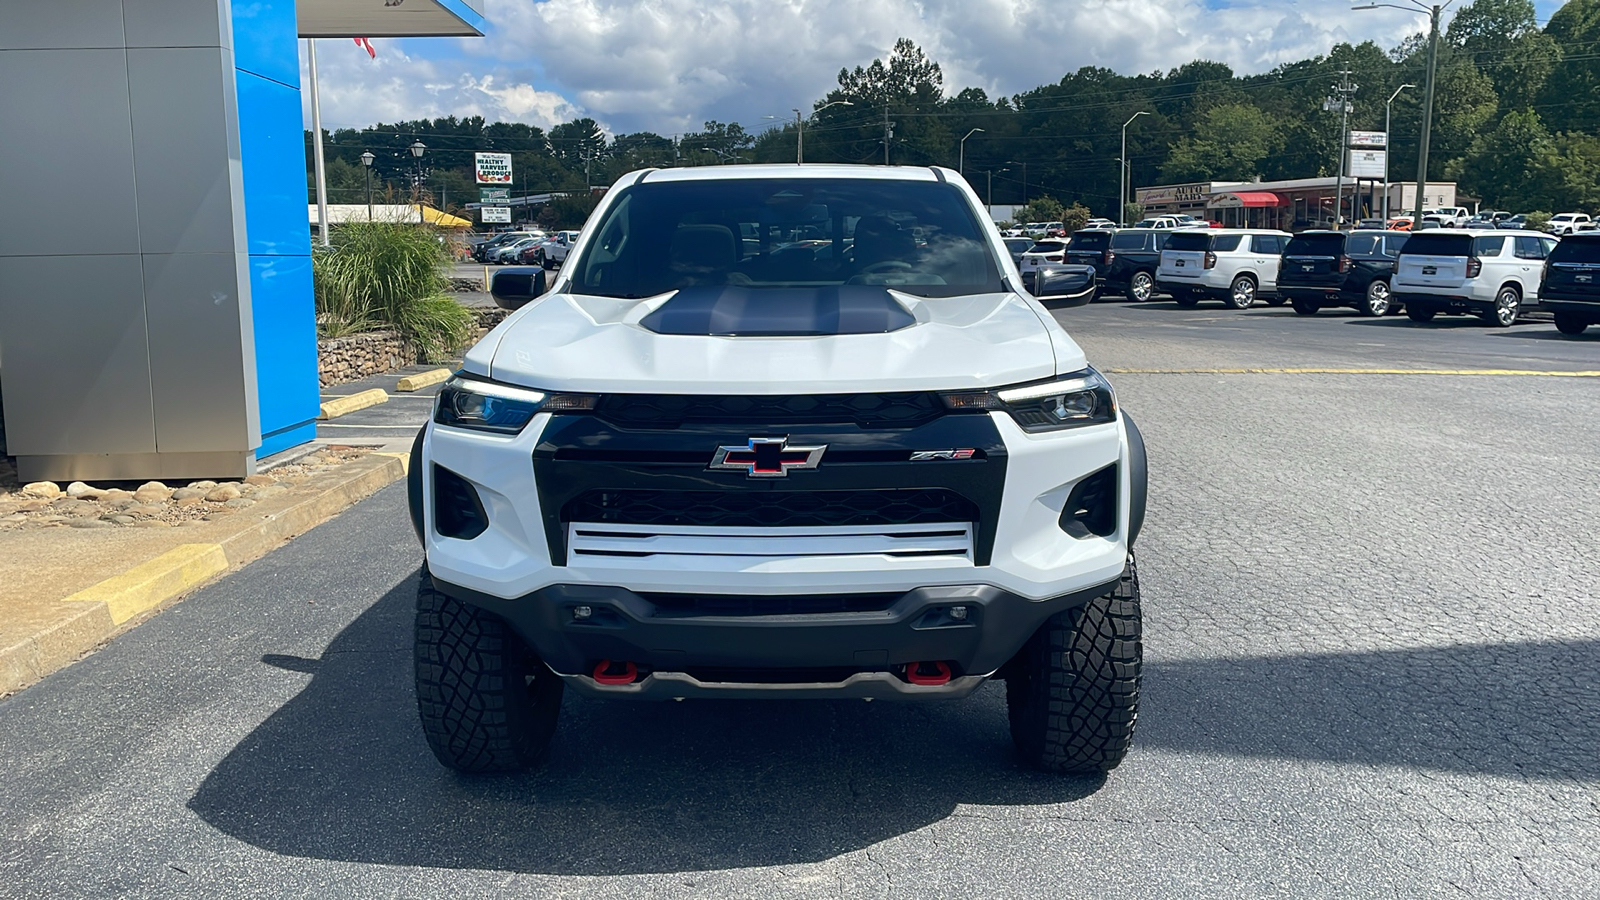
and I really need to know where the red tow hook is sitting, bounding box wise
[906,661,953,686]
[592,659,639,685]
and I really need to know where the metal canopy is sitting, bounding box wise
[297,0,485,37]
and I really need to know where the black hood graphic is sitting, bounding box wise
[639,285,917,337]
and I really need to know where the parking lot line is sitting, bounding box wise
[1104,367,1600,377]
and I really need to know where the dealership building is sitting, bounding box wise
[1137,177,1460,230]
[0,0,484,482]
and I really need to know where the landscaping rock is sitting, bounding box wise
[252,485,288,501]
[171,487,207,501]
[21,482,61,499]
[69,518,110,529]
[175,497,204,508]
[104,514,136,525]
[224,498,256,509]
[188,480,218,491]
[50,499,97,516]
[133,482,172,503]
[244,474,275,486]
[65,481,99,498]
[101,489,134,503]
[205,484,242,503]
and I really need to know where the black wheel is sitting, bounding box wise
[1406,304,1436,323]
[1227,275,1257,309]
[1264,295,1286,307]
[1361,280,1392,317]
[1128,271,1154,302]
[1291,297,1320,316]
[415,571,563,772]
[540,253,555,271]
[1480,285,1520,327]
[1007,559,1142,774]
[1554,313,1590,335]
[1173,290,1199,308]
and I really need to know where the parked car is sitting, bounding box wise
[1392,230,1556,326]
[1042,221,1067,237]
[1545,213,1592,236]
[1060,229,1114,297]
[1017,239,1067,289]
[1539,232,1600,335]
[1084,218,1116,230]
[491,237,543,264]
[472,231,536,262]
[531,230,581,269]
[1500,214,1529,230]
[1277,230,1410,317]
[1003,237,1035,267]
[1133,216,1183,230]
[1096,228,1169,302]
[1355,218,1387,230]
[1387,216,1414,231]
[1424,207,1470,228]
[1156,228,1291,309]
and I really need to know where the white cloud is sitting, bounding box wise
[300,0,1501,135]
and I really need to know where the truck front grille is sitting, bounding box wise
[593,392,948,430]
[563,488,978,528]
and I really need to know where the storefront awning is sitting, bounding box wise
[298,0,485,38]
[1208,191,1288,209]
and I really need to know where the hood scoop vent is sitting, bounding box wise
[638,285,916,337]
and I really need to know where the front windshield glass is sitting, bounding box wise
[569,178,1003,299]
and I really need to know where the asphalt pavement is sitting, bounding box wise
[1,299,1597,897]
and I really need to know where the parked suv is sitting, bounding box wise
[412,164,1149,776]
[1545,213,1592,236]
[1093,228,1167,301]
[1278,230,1410,316]
[1156,228,1291,308]
[1540,233,1600,335]
[1017,238,1067,289]
[1392,230,1555,326]
[1062,229,1114,297]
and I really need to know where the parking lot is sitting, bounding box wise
[1,299,1597,897]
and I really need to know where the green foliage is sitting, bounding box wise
[1016,196,1065,225]
[312,221,472,361]
[1060,203,1093,233]
[1159,103,1282,183]
[1123,203,1145,224]
[1525,211,1552,230]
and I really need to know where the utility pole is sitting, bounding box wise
[1326,69,1357,230]
[882,105,894,165]
[1414,4,1443,227]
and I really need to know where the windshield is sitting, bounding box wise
[1398,234,1473,256]
[1549,236,1600,262]
[1027,242,1065,254]
[569,178,1003,299]
[1067,231,1111,249]
[1285,234,1345,256]
[1164,232,1213,251]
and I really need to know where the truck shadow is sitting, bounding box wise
[189,570,1600,875]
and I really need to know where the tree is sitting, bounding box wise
[1016,196,1065,224]
[1060,203,1093,233]
[1449,108,1557,209]
[1447,0,1558,110]
[1159,103,1282,182]
[548,118,607,170]
[1541,0,1600,132]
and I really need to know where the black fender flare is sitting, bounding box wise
[408,426,426,545]
[1123,412,1148,547]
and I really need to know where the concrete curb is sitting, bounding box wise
[318,388,388,420]
[0,454,407,696]
[396,368,452,392]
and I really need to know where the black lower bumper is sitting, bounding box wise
[429,574,1121,686]
[1396,292,1492,312]
[1540,298,1600,319]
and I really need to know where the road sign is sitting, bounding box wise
[475,152,513,184]
[1349,130,1388,149]
[480,206,511,223]
[479,187,510,203]
[1348,149,1387,178]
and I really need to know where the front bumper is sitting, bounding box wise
[427,573,1121,687]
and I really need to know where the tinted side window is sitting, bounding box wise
[1382,234,1408,256]
[1252,234,1284,254]
[1548,237,1600,262]
[1344,234,1380,255]
[1514,236,1547,260]
[1472,236,1505,257]
[1211,235,1242,252]
[1110,232,1150,251]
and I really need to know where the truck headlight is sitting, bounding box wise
[940,368,1117,432]
[433,375,595,434]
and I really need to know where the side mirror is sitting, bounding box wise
[490,268,547,310]
[1030,265,1096,307]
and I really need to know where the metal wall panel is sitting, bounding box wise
[0,0,126,50]
[0,255,157,456]
[127,48,248,256]
[235,70,312,257]
[248,254,320,457]
[142,252,261,452]
[124,0,233,49]
[231,0,299,87]
[0,49,140,258]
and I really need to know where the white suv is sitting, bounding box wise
[412,164,1148,776]
[1392,230,1557,326]
[1155,228,1291,309]
[1545,213,1593,236]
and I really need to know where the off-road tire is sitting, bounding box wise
[415,570,563,772]
[1406,304,1436,323]
[1006,559,1142,774]
[1291,297,1319,316]
[1554,313,1589,336]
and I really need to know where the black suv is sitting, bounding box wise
[1541,233,1600,335]
[1279,230,1410,317]
[1076,229,1166,301]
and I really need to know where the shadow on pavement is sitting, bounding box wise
[1486,329,1599,342]
[189,571,1600,875]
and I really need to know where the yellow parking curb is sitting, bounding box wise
[396,368,452,392]
[1105,367,1600,377]
[60,544,229,626]
[375,451,411,475]
[318,388,388,420]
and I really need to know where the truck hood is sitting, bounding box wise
[465,288,1083,394]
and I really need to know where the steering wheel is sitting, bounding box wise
[856,260,915,276]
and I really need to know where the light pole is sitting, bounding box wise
[1121,111,1149,225]
[1354,1,1452,227]
[700,146,745,165]
[985,167,1010,213]
[1383,83,1414,222]
[360,150,375,222]
[959,128,984,177]
[409,140,426,224]
[798,100,851,164]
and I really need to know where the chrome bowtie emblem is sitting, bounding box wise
[710,437,827,477]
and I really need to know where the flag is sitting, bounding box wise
[354,37,376,59]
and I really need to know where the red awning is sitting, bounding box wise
[1208,191,1289,209]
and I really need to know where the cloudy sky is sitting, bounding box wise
[300,0,1571,137]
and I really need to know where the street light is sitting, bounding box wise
[700,146,745,165]
[1121,111,1149,225]
[959,128,984,177]
[409,140,427,224]
[1354,1,1453,227]
[984,167,1011,213]
[1383,84,1415,222]
[359,150,375,222]
[797,100,852,164]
